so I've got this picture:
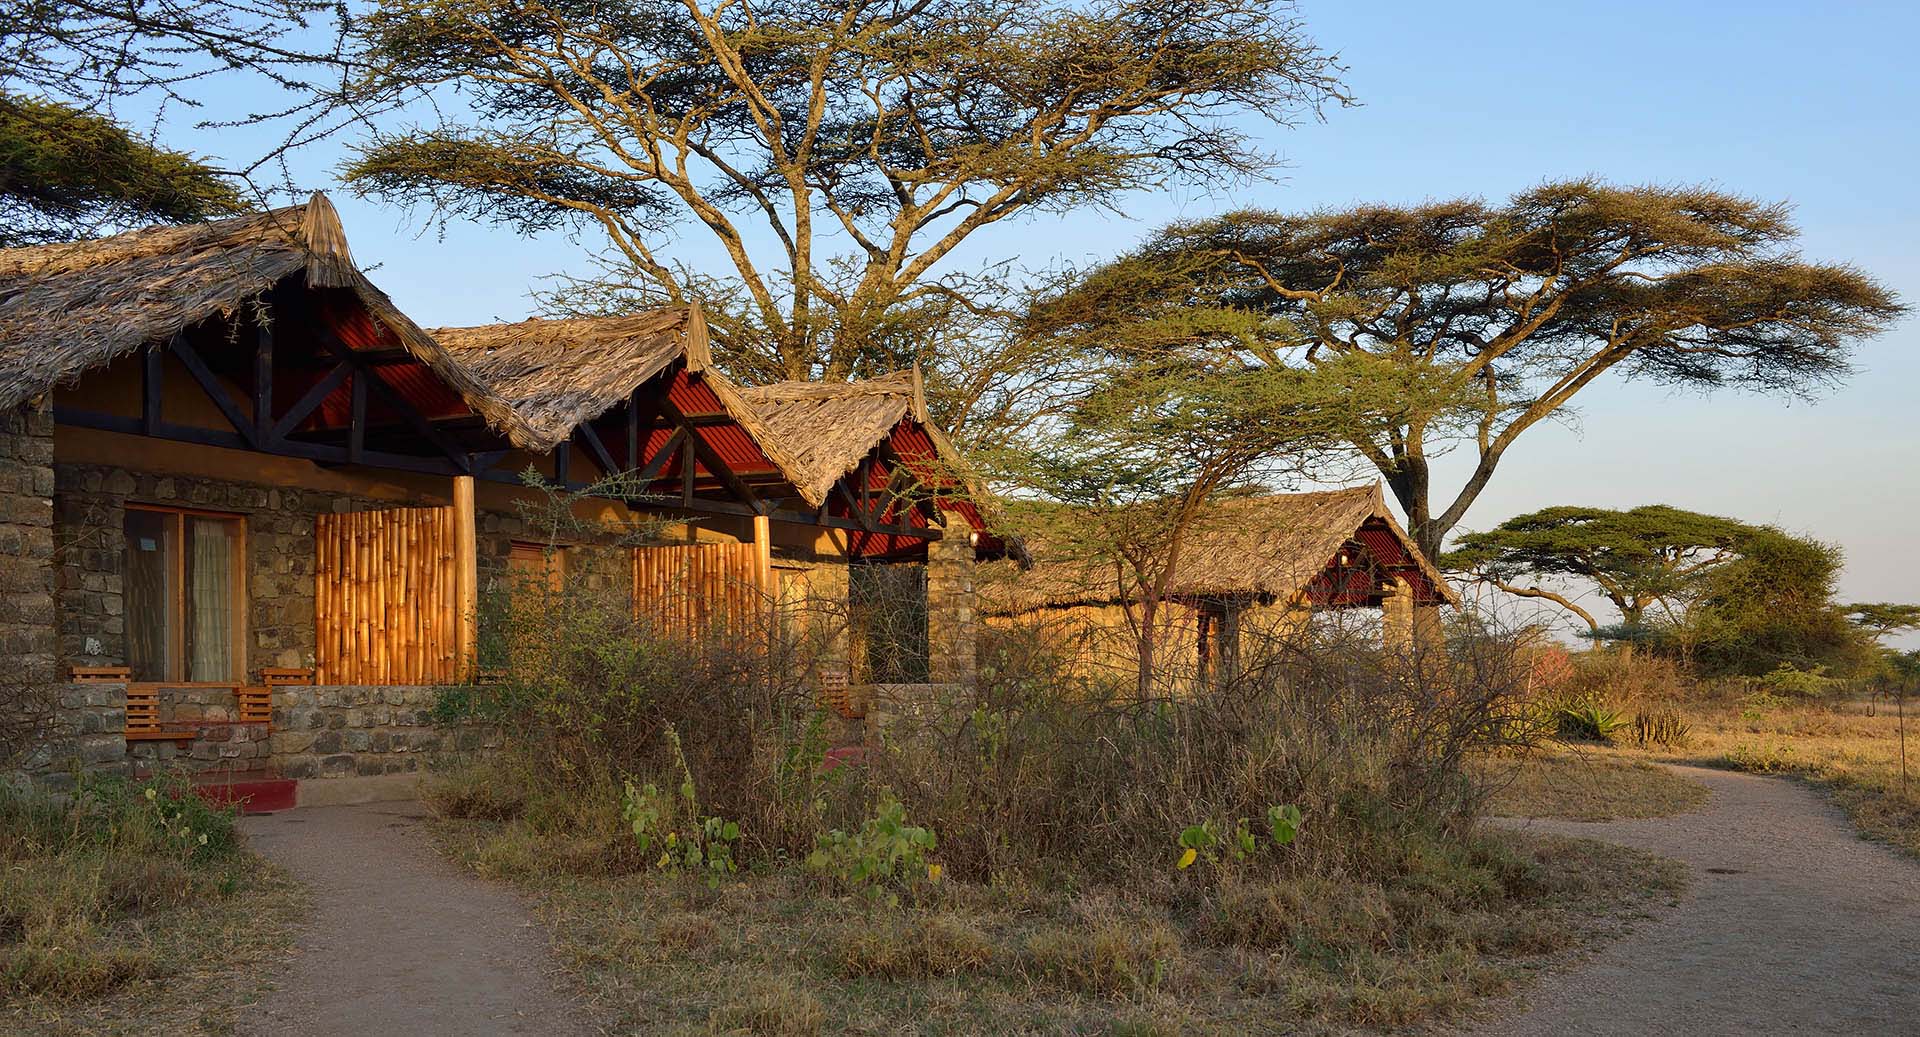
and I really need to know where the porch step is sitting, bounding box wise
[190,775,298,814]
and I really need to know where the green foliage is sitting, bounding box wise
[1175,804,1304,870]
[1555,704,1629,743]
[1758,663,1842,699]
[807,795,939,906]
[1847,603,1920,644]
[619,727,742,886]
[346,0,1347,382]
[0,94,246,247]
[1034,181,1905,555]
[1684,528,1874,677]
[1444,505,1755,630]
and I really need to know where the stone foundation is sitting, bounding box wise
[270,684,497,779]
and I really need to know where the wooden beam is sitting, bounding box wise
[452,475,478,681]
[168,334,257,447]
[52,406,466,476]
[657,393,764,513]
[310,329,473,472]
[253,324,273,444]
[268,361,352,443]
[680,435,695,507]
[576,422,621,479]
[554,441,571,486]
[143,343,164,435]
[632,426,686,488]
[347,372,367,463]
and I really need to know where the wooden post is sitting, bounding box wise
[453,475,478,680]
[752,513,772,590]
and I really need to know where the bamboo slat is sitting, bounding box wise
[632,543,766,650]
[315,506,460,685]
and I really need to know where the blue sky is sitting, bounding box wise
[140,0,1920,643]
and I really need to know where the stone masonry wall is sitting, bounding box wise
[270,685,498,780]
[0,403,58,679]
[926,519,978,689]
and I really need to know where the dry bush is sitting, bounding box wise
[858,611,1544,884]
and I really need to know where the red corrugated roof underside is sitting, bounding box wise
[837,423,988,558]
[1303,519,1444,607]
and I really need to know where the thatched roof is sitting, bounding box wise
[434,308,700,450]
[982,484,1458,612]
[0,194,536,446]
[740,366,977,508]
[434,308,824,498]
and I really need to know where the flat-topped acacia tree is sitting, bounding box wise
[1030,181,1905,558]
[340,0,1346,384]
[1441,505,1758,633]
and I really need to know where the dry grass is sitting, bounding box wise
[1478,754,1710,822]
[0,783,307,1036]
[434,815,1684,1036]
[1637,691,1920,858]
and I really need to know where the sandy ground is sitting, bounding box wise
[237,801,591,1037]
[1466,765,1920,1036]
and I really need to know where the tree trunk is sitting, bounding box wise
[1136,596,1158,702]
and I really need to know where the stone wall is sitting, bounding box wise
[925,519,977,688]
[13,682,128,789]
[270,684,496,780]
[0,401,64,779]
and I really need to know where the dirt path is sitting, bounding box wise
[237,802,591,1037]
[1470,765,1920,1036]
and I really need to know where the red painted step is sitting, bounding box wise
[191,775,298,814]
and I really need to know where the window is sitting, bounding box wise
[123,506,245,681]
[848,562,929,684]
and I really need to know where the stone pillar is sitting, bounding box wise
[1381,576,1414,652]
[925,518,977,689]
[1412,604,1445,654]
[0,399,57,687]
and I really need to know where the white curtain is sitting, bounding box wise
[188,518,235,681]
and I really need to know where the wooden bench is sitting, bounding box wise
[71,666,131,683]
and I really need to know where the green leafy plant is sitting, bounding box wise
[620,727,742,886]
[1759,663,1841,699]
[1555,703,1628,743]
[1177,805,1304,870]
[808,794,939,905]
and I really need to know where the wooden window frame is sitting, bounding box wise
[124,503,248,683]
[506,539,568,595]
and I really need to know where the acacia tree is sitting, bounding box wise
[1031,181,1905,557]
[341,0,1346,383]
[1442,505,1754,633]
[1847,603,1920,646]
[0,95,247,246]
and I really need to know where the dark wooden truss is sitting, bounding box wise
[52,309,941,543]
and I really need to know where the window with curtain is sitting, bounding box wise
[123,507,244,682]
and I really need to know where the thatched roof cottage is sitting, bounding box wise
[0,196,1001,802]
[980,485,1457,687]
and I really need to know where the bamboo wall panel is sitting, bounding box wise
[632,544,767,644]
[315,507,459,685]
